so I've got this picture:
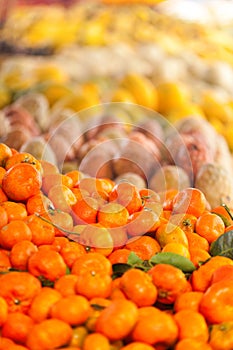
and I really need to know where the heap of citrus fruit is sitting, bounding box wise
[1,142,233,350]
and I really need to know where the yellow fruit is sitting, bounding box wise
[120,74,158,110]
[111,88,137,104]
[167,103,205,123]
[201,91,233,124]
[157,82,190,115]
[42,84,73,106]
[35,65,68,84]
[0,85,11,108]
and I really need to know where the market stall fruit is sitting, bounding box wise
[0,144,232,348]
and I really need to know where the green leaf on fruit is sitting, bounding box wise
[112,263,132,279]
[210,230,233,259]
[149,252,196,273]
[127,252,144,266]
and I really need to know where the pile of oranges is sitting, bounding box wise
[0,142,233,350]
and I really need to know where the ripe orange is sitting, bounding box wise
[0,220,32,249]
[109,182,142,215]
[28,287,62,323]
[0,271,41,313]
[98,202,129,228]
[26,319,73,350]
[195,212,225,243]
[125,236,161,260]
[174,291,204,312]
[174,309,209,342]
[199,280,233,324]
[50,295,91,326]
[54,274,79,297]
[148,264,189,304]
[72,197,99,225]
[172,188,206,218]
[95,299,138,341]
[9,240,38,271]
[28,250,67,281]
[127,209,160,236]
[120,268,157,307]
[2,163,42,201]
[1,312,34,344]
[132,306,178,346]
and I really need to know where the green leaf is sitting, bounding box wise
[149,252,196,273]
[112,263,132,279]
[210,230,233,258]
[127,252,143,266]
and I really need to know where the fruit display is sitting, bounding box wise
[0,142,233,349]
[1,2,233,348]
[0,1,233,209]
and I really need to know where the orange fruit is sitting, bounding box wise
[78,224,113,256]
[189,248,211,268]
[108,248,131,264]
[75,272,112,300]
[95,299,138,341]
[211,264,233,285]
[98,202,129,228]
[26,192,53,215]
[0,220,32,249]
[191,256,233,292]
[132,306,178,346]
[155,223,189,248]
[5,152,42,172]
[71,252,112,276]
[195,212,225,243]
[148,263,189,304]
[174,291,204,312]
[28,287,62,323]
[48,184,77,213]
[0,271,41,313]
[175,338,212,350]
[72,197,99,225]
[109,182,142,215]
[185,231,209,251]
[125,236,161,260]
[54,274,79,297]
[199,280,233,324]
[50,295,91,326]
[209,321,233,350]
[1,312,34,344]
[0,201,27,221]
[0,143,12,167]
[28,250,67,282]
[26,214,55,246]
[174,309,209,342]
[162,243,190,259]
[121,343,155,350]
[169,213,197,233]
[119,268,157,307]
[60,241,86,268]
[82,332,110,350]
[127,209,160,236]
[42,173,73,195]
[26,319,73,350]
[9,240,38,271]
[2,163,42,201]
[172,188,206,218]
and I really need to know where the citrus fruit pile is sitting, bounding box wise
[1,142,233,349]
